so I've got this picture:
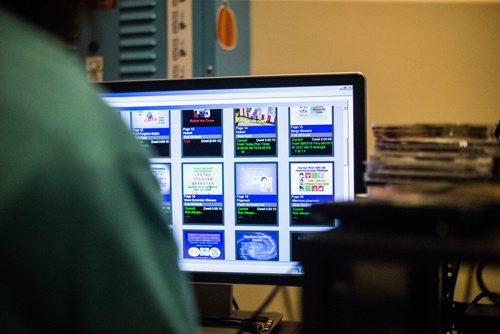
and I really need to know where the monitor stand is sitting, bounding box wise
[193,283,283,333]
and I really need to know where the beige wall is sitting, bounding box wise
[250,0,500,156]
[233,0,500,321]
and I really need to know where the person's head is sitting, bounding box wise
[0,0,98,44]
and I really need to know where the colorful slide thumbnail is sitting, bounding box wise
[236,231,279,261]
[290,162,335,225]
[235,107,277,156]
[182,163,224,225]
[150,163,172,217]
[182,109,223,157]
[131,109,170,157]
[183,230,224,260]
[235,163,278,225]
[289,106,334,156]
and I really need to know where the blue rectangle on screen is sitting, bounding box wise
[290,124,332,134]
[182,127,222,136]
[236,231,279,261]
[133,128,170,137]
[236,195,277,204]
[183,194,224,204]
[235,126,276,135]
[290,194,333,203]
[183,230,224,260]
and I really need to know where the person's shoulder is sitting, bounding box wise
[0,9,148,175]
[0,9,67,66]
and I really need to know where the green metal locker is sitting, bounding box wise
[77,0,250,81]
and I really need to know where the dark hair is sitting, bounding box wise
[1,1,97,44]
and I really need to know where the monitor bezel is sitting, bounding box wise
[100,73,367,286]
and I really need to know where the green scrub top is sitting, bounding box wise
[0,8,198,333]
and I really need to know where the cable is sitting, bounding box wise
[471,292,491,306]
[250,285,282,319]
[475,263,500,306]
[235,267,298,333]
[203,286,282,333]
[232,296,240,311]
[282,286,297,321]
[236,285,284,334]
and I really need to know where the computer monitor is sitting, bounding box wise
[99,73,366,286]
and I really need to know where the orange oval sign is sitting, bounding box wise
[216,3,237,50]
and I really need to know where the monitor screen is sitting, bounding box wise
[99,73,366,285]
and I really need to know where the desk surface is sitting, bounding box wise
[199,310,301,334]
[200,321,302,334]
[274,321,302,334]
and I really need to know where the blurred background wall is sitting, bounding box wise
[233,0,500,321]
[250,0,500,157]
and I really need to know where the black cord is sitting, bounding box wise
[203,285,283,333]
[249,285,282,319]
[471,292,491,306]
[282,287,296,320]
[475,263,500,306]
[232,296,240,311]
[236,285,283,334]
